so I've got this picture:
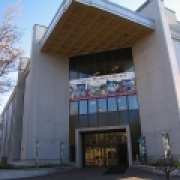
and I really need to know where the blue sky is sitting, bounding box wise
[0,0,180,113]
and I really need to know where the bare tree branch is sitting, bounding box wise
[0,1,23,77]
[0,1,23,95]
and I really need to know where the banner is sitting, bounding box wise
[69,72,137,101]
[138,137,147,165]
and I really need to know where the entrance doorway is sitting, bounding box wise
[83,131,128,166]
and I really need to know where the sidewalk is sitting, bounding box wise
[0,166,76,180]
[1,165,180,180]
[8,166,180,180]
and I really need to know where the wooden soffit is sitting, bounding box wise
[40,0,155,57]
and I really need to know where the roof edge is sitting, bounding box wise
[136,0,151,13]
[40,0,155,51]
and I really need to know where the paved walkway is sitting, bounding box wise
[12,167,179,180]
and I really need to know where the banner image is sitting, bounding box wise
[69,72,136,101]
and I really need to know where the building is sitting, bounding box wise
[1,0,180,167]
[1,58,29,160]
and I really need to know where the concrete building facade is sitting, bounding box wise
[1,0,180,167]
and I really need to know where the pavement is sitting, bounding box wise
[6,166,180,180]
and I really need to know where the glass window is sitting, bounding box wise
[80,100,87,114]
[79,115,88,127]
[98,99,107,112]
[117,96,127,111]
[119,111,129,125]
[88,99,97,114]
[128,95,138,109]
[70,102,78,115]
[89,114,98,127]
[108,97,117,111]
[129,110,139,125]
[69,71,78,80]
[99,113,108,126]
[79,72,87,79]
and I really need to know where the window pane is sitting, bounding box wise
[70,102,78,115]
[80,100,87,114]
[129,110,139,125]
[128,95,138,109]
[69,71,78,80]
[119,111,129,125]
[98,99,107,112]
[89,114,98,127]
[109,112,119,126]
[79,115,88,127]
[99,113,108,126]
[88,99,97,114]
[117,96,127,111]
[79,72,87,79]
[108,97,117,111]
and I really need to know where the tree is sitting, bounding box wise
[155,156,180,180]
[0,1,23,93]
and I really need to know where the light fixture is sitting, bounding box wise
[114,66,119,70]
[93,72,100,76]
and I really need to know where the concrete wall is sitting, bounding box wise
[173,39,180,73]
[1,94,15,159]
[11,58,29,160]
[1,58,29,160]
[21,73,30,160]
[133,0,180,160]
[21,25,69,162]
[165,8,178,25]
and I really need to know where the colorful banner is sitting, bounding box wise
[69,72,136,101]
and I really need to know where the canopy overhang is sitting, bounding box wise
[40,0,155,57]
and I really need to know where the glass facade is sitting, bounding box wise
[83,131,127,166]
[69,48,134,80]
[69,48,141,164]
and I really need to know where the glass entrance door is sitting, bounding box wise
[85,147,105,166]
[105,146,117,166]
[83,131,127,166]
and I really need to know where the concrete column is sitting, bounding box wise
[133,0,180,159]
[21,25,69,163]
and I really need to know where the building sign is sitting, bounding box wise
[69,72,136,102]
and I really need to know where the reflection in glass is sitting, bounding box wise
[79,72,87,79]
[117,96,127,111]
[126,66,134,72]
[129,110,139,125]
[98,99,107,112]
[79,100,87,114]
[119,111,129,125]
[69,48,133,78]
[69,71,78,80]
[128,95,138,109]
[89,99,97,114]
[70,102,78,115]
[84,131,127,166]
[89,114,98,127]
[108,97,117,111]
[99,113,108,126]
[79,115,88,127]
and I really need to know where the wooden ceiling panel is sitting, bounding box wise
[42,1,153,56]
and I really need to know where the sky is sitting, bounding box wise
[0,0,180,113]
